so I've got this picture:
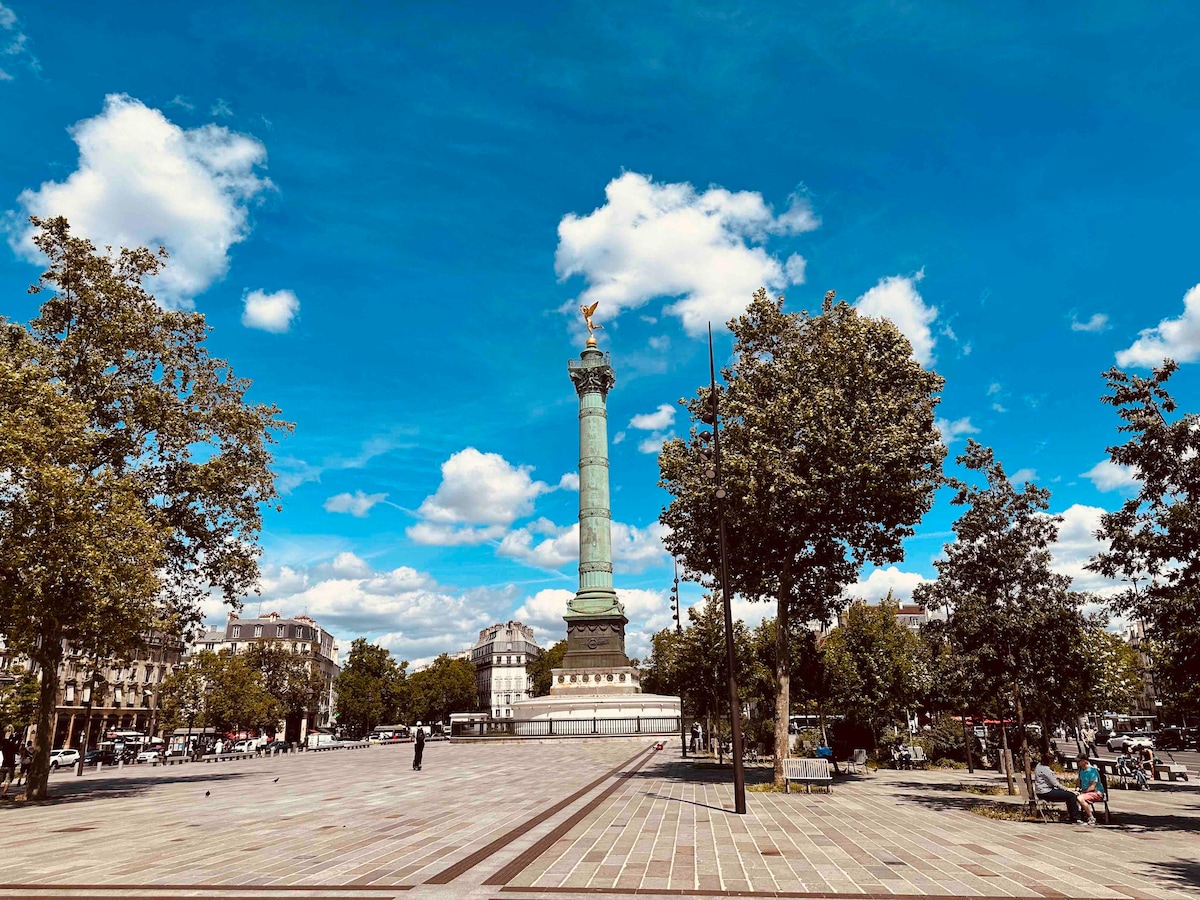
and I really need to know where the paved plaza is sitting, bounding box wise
[0,740,1196,900]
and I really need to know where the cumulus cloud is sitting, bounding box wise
[557,472,579,491]
[1071,312,1110,333]
[555,172,818,335]
[854,271,938,366]
[242,288,299,332]
[1082,460,1140,493]
[845,567,929,604]
[407,448,553,546]
[1010,468,1038,484]
[629,404,676,431]
[10,94,272,306]
[210,98,234,117]
[1048,504,1121,596]
[498,519,668,573]
[935,416,979,444]
[323,490,388,518]
[1117,283,1200,367]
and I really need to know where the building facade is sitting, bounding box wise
[470,621,539,718]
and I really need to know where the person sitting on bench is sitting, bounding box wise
[1034,752,1080,823]
[1076,754,1106,826]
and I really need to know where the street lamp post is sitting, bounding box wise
[706,323,747,815]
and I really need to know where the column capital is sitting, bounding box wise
[568,351,616,400]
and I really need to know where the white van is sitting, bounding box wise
[306,732,338,750]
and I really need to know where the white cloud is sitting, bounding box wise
[647,335,671,351]
[1071,312,1110,333]
[241,288,299,332]
[629,404,676,431]
[784,253,808,284]
[328,551,372,578]
[167,95,194,111]
[1082,460,1139,493]
[613,431,626,445]
[1010,468,1037,484]
[854,271,938,366]
[514,586,672,659]
[1048,504,1121,596]
[636,432,671,455]
[10,94,272,306]
[498,519,668,573]
[407,448,553,545]
[1117,283,1200,367]
[558,472,579,491]
[555,172,818,336]
[210,98,233,117]
[934,416,979,444]
[0,3,36,81]
[845,566,929,604]
[323,490,387,518]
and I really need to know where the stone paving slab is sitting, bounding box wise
[0,740,1195,900]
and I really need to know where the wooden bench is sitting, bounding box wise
[910,746,929,769]
[783,758,833,794]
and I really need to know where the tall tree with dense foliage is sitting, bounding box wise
[528,640,566,697]
[194,650,280,737]
[0,664,41,736]
[915,442,1088,796]
[244,641,326,739]
[407,654,477,723]
[823,600,929,739]
[0,218,289,799]
[1088,362,1200,718]
[334,638,407,737]
[659,288,944,785]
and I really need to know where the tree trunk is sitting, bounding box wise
[998,709,1014,795]
[772,589,790,788]
[27,642,63,801]
[1014,687,1034,801]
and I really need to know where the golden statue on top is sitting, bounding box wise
[580,300,603,347]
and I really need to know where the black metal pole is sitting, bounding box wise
[709,324,747,815]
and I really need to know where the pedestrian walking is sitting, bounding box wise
[413,723,425,771]
[690,722,699,753]
[0,728,18,800]
[17,741,32,787]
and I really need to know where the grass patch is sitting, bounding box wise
[748,782,787,793]
[967,802,1042,822]
[962,783,1007,795]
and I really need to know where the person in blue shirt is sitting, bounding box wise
[1076,754,1105,826]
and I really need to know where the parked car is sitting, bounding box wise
[263,740,290,754]
[230,740,257,754]
[1107,731,1155,753]
[48,748,80,769]
[1155,726,1198,751]
[135,749,161,764]
[83,749,117,766]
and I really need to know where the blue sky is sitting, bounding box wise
[3,1,1200,663]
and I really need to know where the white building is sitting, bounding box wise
[470,621,539,718]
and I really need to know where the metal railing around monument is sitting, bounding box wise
[450,716,680,739]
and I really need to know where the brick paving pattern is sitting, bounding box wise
[0,740,1195,900]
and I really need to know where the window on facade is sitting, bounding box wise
[230,643,238,653]
[254,625,263,637]
[65,685,75,703]
[277,625,285,637]
[232,625,241,638]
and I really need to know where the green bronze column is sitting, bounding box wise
[561,337,630,671]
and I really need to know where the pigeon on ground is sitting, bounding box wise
[205,791,210,797]
[274,778,279,783]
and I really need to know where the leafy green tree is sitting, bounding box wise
[1081,620,1145,717]
[334,638,407,737]
[528,640,566,697]
[1088,361,1200,718]
[244,641,325,737]
[407,654,477,723]
[823,600,929,739]
[194,650,280,737]
[659,288,944,785]
[158,664,206,735]
[0,664,41,735]
[915,442,1088,796]
[0,218,289,799]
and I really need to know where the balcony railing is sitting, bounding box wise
[451,716,680,739]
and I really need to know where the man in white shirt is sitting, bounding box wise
[1034,752,1080,823]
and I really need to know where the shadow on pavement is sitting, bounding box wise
[0,770,251,809]
[1147,858,1200,891]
